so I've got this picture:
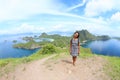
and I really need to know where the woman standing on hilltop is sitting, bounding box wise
[70,31,80,66]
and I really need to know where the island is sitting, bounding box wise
[13,40,17,43]
[13,40,41,50]
[13,29,111,50]
[113,37,120,40]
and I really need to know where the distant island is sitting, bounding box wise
[78,29,110,42]
[13,33,71,49]
[13,40,41,50]
[13,40,17,43]
[113,37,120,40]
[13,30,111,50]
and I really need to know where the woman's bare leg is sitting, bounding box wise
[72,56,77,66]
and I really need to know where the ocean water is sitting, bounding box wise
[1,34,120,59]
[0,34,39,59]
[82,39,120,57]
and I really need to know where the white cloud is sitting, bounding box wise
[0,0,107,25]
[0,0,120,37]
[77,22,120,37]
[0,30,9,35]
[0,0,63,21]
[0,21,120,37]
[110,12,120,22]
[66,0,87,12]
[0,0,104,25]
[0,23,45,34]
[15,23,44,33]
[85,0,114,17]
[46,20,120,37]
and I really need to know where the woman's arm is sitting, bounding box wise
[78,42,80,55]
[70,39,72,54]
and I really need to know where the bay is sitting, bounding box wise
[0,34,40,59]
[82,39,120,57]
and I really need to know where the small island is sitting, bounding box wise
[13,40,41,50]
[114,37,120,40]
[13,40,17,43]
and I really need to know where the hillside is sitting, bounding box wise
[39,32,71,47]
[13,29,110,50]
[13,32,71,49]
[78,30,96,41]
[78,30,110,42]
[0,44,120,80]
[0,53,110,80]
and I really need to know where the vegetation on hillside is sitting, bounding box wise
[0,43,58,76]
[13,40,40,50]
[0,44,92,69]
[78,30,110,42]
[104,56,120,80]
[40,33,71,48]
[78,30,96,42]
[40,43,57,54]
[1,42,120,79]
[13,32,71,49]
[13,29,111,49]
[0,30,119,80]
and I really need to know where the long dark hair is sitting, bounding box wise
[70,31,80,45]
[73,31,79,38]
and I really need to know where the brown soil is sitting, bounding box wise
[0,54,110,80]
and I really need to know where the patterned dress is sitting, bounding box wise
[71,38,79,56]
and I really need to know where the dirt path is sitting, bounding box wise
[0,54,110,80]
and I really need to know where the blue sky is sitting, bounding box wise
[0,0,120,36]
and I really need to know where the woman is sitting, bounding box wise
[70,31,80,66]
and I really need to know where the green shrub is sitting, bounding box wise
[40,43,56,54]
[0,61,9,67]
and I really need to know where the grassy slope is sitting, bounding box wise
[104,56,120,80]
[0,46,91,76]
[0,46,120,79]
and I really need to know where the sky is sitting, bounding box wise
[0,0,120,37]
